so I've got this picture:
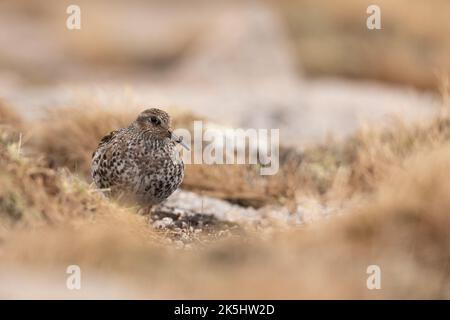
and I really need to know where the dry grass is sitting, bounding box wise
[1,137,450,298]
[30,104,136,174]
[27,102,289,207]
[0,115,169,263]
[0,99,22,130]
[181,100,450,209]
[30,103,197,175]
[2,0,448,89]
[0,126,130,230]
[25,98,450,211]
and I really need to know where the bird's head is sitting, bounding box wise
[134,108,189,150]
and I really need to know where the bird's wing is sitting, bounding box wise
[97,129,122,149]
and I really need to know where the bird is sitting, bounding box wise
[91,108,189,209]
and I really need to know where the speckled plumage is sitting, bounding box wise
[91,108,184,206]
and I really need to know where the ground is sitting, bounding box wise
[0,0,449,299]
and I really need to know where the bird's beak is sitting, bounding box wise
[170,131,190,151]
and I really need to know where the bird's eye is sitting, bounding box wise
[150,116,161,125]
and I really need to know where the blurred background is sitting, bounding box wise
[0,0,446,145]
[1,0,450,299]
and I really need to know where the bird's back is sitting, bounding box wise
[91,128,129,190]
